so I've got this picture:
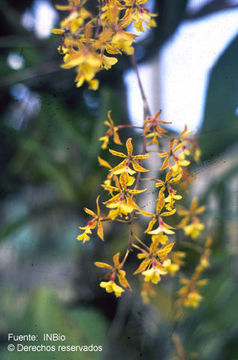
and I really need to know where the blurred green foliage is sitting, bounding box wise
[0,287,108,360]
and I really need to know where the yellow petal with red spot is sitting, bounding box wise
[113,131,122,145]
[139,210,154,217]
[157,242,175,259]
[102,184,119,192]
[94,262,113,269]
[126,138,133,156]
[51,28,65,34]
[134,259,151,274]
[96,196,100,216]
[104,193,121,207]
[113,252,120,268]
[133,154,150,160]
[160,208,176,217]
[98,156,111,169]
[160,157,170,171]
[119,172,127,190]
[137,253,148,259]
[128,188,147,194]
[194,205,205,214]
[145,217,157,233]
[126,196,140,210]
[109,149,127,158]
[190,197,198,211]
[158,151,168,158]
[55,4,72,10]
[132,160,149,172]
[118,270,131,289]
[177,216,190,228]
[97,220,104,240]
[110,160,129,174]
[84,207,96,217]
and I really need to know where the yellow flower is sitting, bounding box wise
[143,111,171,146]
[95,252,131,296]
[99,111,122,149]
[142,266,167,284]
[194,148,201,163]
[158,139,189,171]
[165,187,182,211]
[199,253,210,269]
[133,234,174,275]
[53,0,158,90]
[166,263,179,276]
[101,1,124,26]
[148,217,175,235]
[151,234,169,245]
[145,189,176,234]
[109,137,150,175]
[184,221,204,239]
[170,151,190,174]
[103,172,148,218]
[100,281,124,297]
[102,55,118,70]
[184,291,202,308]
[122,0,157,32]
[132,8,157,32]
[60,49,101,90]
[59,7,91,33]
[77,224,94,243]
[77,196,104,242]
[110,31,136,55]
[177,197,205,231]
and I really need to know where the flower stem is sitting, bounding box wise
[130,54,152,119]
[127,55,152,250]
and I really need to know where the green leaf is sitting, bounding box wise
[200,35,238,159]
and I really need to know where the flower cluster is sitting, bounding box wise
[177,197,205,239]
[77,110,209,301]
[53,2,211,307]
[95,252,131,297]
[52,0,157,89]
[177,237,212,308]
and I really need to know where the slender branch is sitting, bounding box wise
[130,53,152,119]
[128,220,134,250]
[132,243,145,252]
[172,333,187,360]
[134,234,150,251]
[117,124,144,130]
[114,218,131,224]
[120,250,130,267]
[127,55,153,249]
